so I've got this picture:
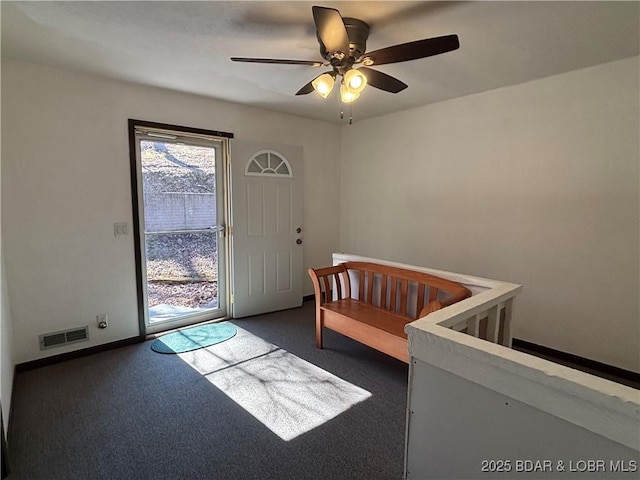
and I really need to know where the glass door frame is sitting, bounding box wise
[128,119,233,336]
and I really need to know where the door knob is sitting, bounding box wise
[296,238,303,245]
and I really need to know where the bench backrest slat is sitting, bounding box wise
[399,279,409,316]
[389,277,398,312]
[380,274,388,309]
[322,275,331,303]
[333,272,343,300]
[366,271,375,305]
[417,283,426,314]
[358,271,365,302]
[429,286,438,302]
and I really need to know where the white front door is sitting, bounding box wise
[231,141,304,318]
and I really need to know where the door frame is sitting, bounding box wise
[127,119,234,336]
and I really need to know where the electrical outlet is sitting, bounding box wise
[97,314,108,329]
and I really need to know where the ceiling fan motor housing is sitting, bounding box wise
[319,17,370,71]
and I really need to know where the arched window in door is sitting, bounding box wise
[245,150,292,177]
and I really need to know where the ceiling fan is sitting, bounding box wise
[231,5,460,104]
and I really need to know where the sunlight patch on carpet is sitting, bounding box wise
[177,326,371,441]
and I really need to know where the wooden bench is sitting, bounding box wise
[308,261,472,363]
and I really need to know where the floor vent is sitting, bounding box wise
[39,326,89,350]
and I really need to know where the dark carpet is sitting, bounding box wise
[7,301,408,480]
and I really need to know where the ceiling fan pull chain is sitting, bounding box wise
[349,104,353,125]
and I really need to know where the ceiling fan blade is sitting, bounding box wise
[295,80,315,96]
[231,57,323,67]
[358,67,407,94]
[364,34,459,66]
[312,6,349,55]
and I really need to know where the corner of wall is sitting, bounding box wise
[0,247,15,436]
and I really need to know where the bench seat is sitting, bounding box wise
[320,298,410,362]
[309,261,472,363]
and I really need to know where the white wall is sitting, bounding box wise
[340,57,639,373]
[1,59,341,364]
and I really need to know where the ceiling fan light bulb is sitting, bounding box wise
[340,84,360,103]
[349,76,362,89]
[344,69,367,94]
[312,73,335,98]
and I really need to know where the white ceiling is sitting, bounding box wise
[2,1,638,124]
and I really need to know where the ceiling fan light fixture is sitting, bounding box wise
[343,68,367,95]
[340,83,360,103]
[312,73,335,98]
[231,6,460,108]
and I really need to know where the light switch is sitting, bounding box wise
[114,222,128,237]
